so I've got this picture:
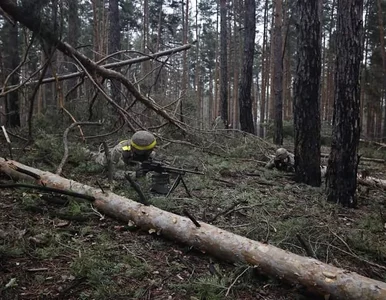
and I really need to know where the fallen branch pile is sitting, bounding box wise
[0,0,188,133]
[1,157,385,300]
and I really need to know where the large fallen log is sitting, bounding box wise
[1,158,386,299]
[358,176,386,190]
[321,153,384,163]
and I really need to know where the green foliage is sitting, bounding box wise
[72,161,105,175]
[265,120,294,139]
[170,275,227,300]
[0,244,24,258]
[30,134,63,164]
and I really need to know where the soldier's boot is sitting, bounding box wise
[150,173,170,195]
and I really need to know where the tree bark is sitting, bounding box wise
[180,0,189,124]
[238,0,255,134]
[259,0,269,137]
[273,0,283,145]
[66,0,80,101]
[326,0,363,207]
[3,19,20,127]
[293,0,321,187]
[220,0,229,127]
[108,0,121,105]
[1,157,386,300]
[376,0,386,141]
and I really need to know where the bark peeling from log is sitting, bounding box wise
[0,157,386,300]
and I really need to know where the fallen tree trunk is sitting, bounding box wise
[359,139,386,149]
[1,158,386,299]
[321,153,385,163]
[358,176,386,190]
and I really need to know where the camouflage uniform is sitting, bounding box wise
[265,148,327,177]
[265,148,295,172]
[116,131,170,195]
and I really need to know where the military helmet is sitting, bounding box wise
[275,148,289,160]
[130,130,156,151]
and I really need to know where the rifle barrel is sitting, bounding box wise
[142,161,204,175]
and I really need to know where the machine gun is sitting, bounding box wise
[139,160,204,197]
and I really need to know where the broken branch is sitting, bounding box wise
[56,122,102,175]
[0,182,95,201]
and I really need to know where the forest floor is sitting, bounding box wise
[1,130,386,300]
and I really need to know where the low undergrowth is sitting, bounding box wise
[1,129,386,299]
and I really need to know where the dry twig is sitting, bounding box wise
[225,266,251,297]
[56,121,102,175]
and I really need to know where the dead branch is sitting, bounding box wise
[81,120,125,140]
[124,173,149,206]
[0,44,192,93]
[64,75,84,100]
[71,55,135,131]
[0,1,187,132]
[0,182,95,201]
[0,59,47,97]
[210,201,246,223]
[225,266,251,297]
[88,77,106,120]
[296,233,317,258]
[359,139,386,149]
[4,130,28,142]
[1,32,35,93]
[321,153,385,163]
[10,165,41,180]
[56,122,102,175]
[0,6,15,25]
[1,126,13,159]
[182,209,201,227]
[1,157,386,300]
[358,176,386,190]
[27,55,52,141]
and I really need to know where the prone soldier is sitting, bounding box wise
[111,130,171,194]
[265,148,295,172]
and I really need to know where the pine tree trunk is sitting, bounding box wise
[238,0,255,134]
[273,0,283,145]
[324,0,336,123]
[326,0,364,207]
[360,0,369,134]
[293,0,321,187]
[220,0,229,127]
[259,0,269,137]
[232,1,240,129]
[108,0,121,105]
[3,20,20,127]
[66,0,80,102]
[376,0,386,141]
